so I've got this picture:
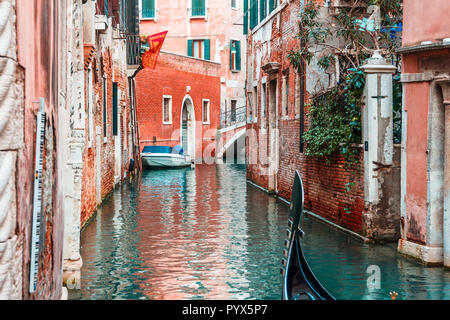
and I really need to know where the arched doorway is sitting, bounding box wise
[181,96,196,159]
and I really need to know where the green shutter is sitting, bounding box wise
[250,0,258,29]
[236,41,241,71]
[269,0,276,13]
[192,0,205,16]
[204,39,210,60]
[230,40,233,70]
[142,0,155,18]
[112,82,118,136]
[187,40,193,57]
[260,0,266,21]
[243,0,248,34]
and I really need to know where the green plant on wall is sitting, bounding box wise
[288,0,403,171]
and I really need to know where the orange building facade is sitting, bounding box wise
[136,52,221,161]
[135,0,247,162]
[397,0,450,267]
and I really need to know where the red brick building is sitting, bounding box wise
[136,51,221,162]
[244,0,400,241]
[79,0,141,228]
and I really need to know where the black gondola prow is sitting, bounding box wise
[281,171,335,301]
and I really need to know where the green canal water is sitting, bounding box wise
[69,164,450,300]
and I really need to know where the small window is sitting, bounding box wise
[261,83,267,119]
[188,39,210,60]
[231,0,237,9]
[103,77,107,137]
[282,72,289,117]
[192,0,206,17]
[141,0,155,19]
[231,100,237,122]
[253,85,258,122]
[113,82,118,136]
[203,99,210,124]
[295,71,300,117]
[285,73,289,116]
[163,96,172,124]
[194,40,205,59]
[230,40,241,71]
[247,92,253,123]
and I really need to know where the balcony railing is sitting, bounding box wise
[142,8,155,19]
[220,106,246,129]
[127,34,141,65]
[191,7,206,17]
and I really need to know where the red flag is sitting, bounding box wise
[141,31,168,69]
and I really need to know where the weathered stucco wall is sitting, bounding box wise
[0,0,66,299]
[403,0,450,47]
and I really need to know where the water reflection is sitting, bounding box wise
[69,164,450,300]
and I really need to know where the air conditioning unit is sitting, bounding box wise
[94,15,109,32]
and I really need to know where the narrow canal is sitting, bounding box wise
[69,164,450,300]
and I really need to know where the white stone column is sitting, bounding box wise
[62,0,85,289]
[362,51,397,240]
[440,81,450,267]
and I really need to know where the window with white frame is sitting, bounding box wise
[253,85,258,122]
[261,82,267,119]
[203,99,210,124]
[163,95,172,124]
[87,68,94,145]
[231,0,237,9]
[247,92,253,123]
[140,0,156,19]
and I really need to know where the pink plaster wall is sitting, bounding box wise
[139,0,246,109]
[15,0,64,299]
[404,82,430,243]
[403,0,450,47]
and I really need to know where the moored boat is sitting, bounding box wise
[141,145,192,169]
[281,170,335,300]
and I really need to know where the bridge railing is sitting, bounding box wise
[220,106,246,129]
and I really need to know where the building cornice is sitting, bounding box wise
[397,40,450,55]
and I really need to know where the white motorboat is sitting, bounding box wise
[141,145,192,168]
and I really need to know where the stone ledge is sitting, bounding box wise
[397,239,443,266]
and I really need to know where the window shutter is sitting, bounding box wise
[187,40,193,57]
[250,0,258,29]
[230,40,234,70]
[192,0,205,16]
[243,0,248,34]
[105,0,109,16]
[142,0,155,18]
[269,0,276,13]
[204,39,210,60]
[260,0,266,21]
[236,41,241,71]
[112,82,118,136]
[103,78,107,136]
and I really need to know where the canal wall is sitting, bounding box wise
[244,0,401,243]
[80,1,139,228]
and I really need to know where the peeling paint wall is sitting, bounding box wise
[0,0,67,299]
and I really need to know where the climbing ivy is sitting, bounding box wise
[303,69,365,169]
[288,0,403,171]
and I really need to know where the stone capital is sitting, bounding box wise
[362,50,397,74]
[436,76,450,106]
